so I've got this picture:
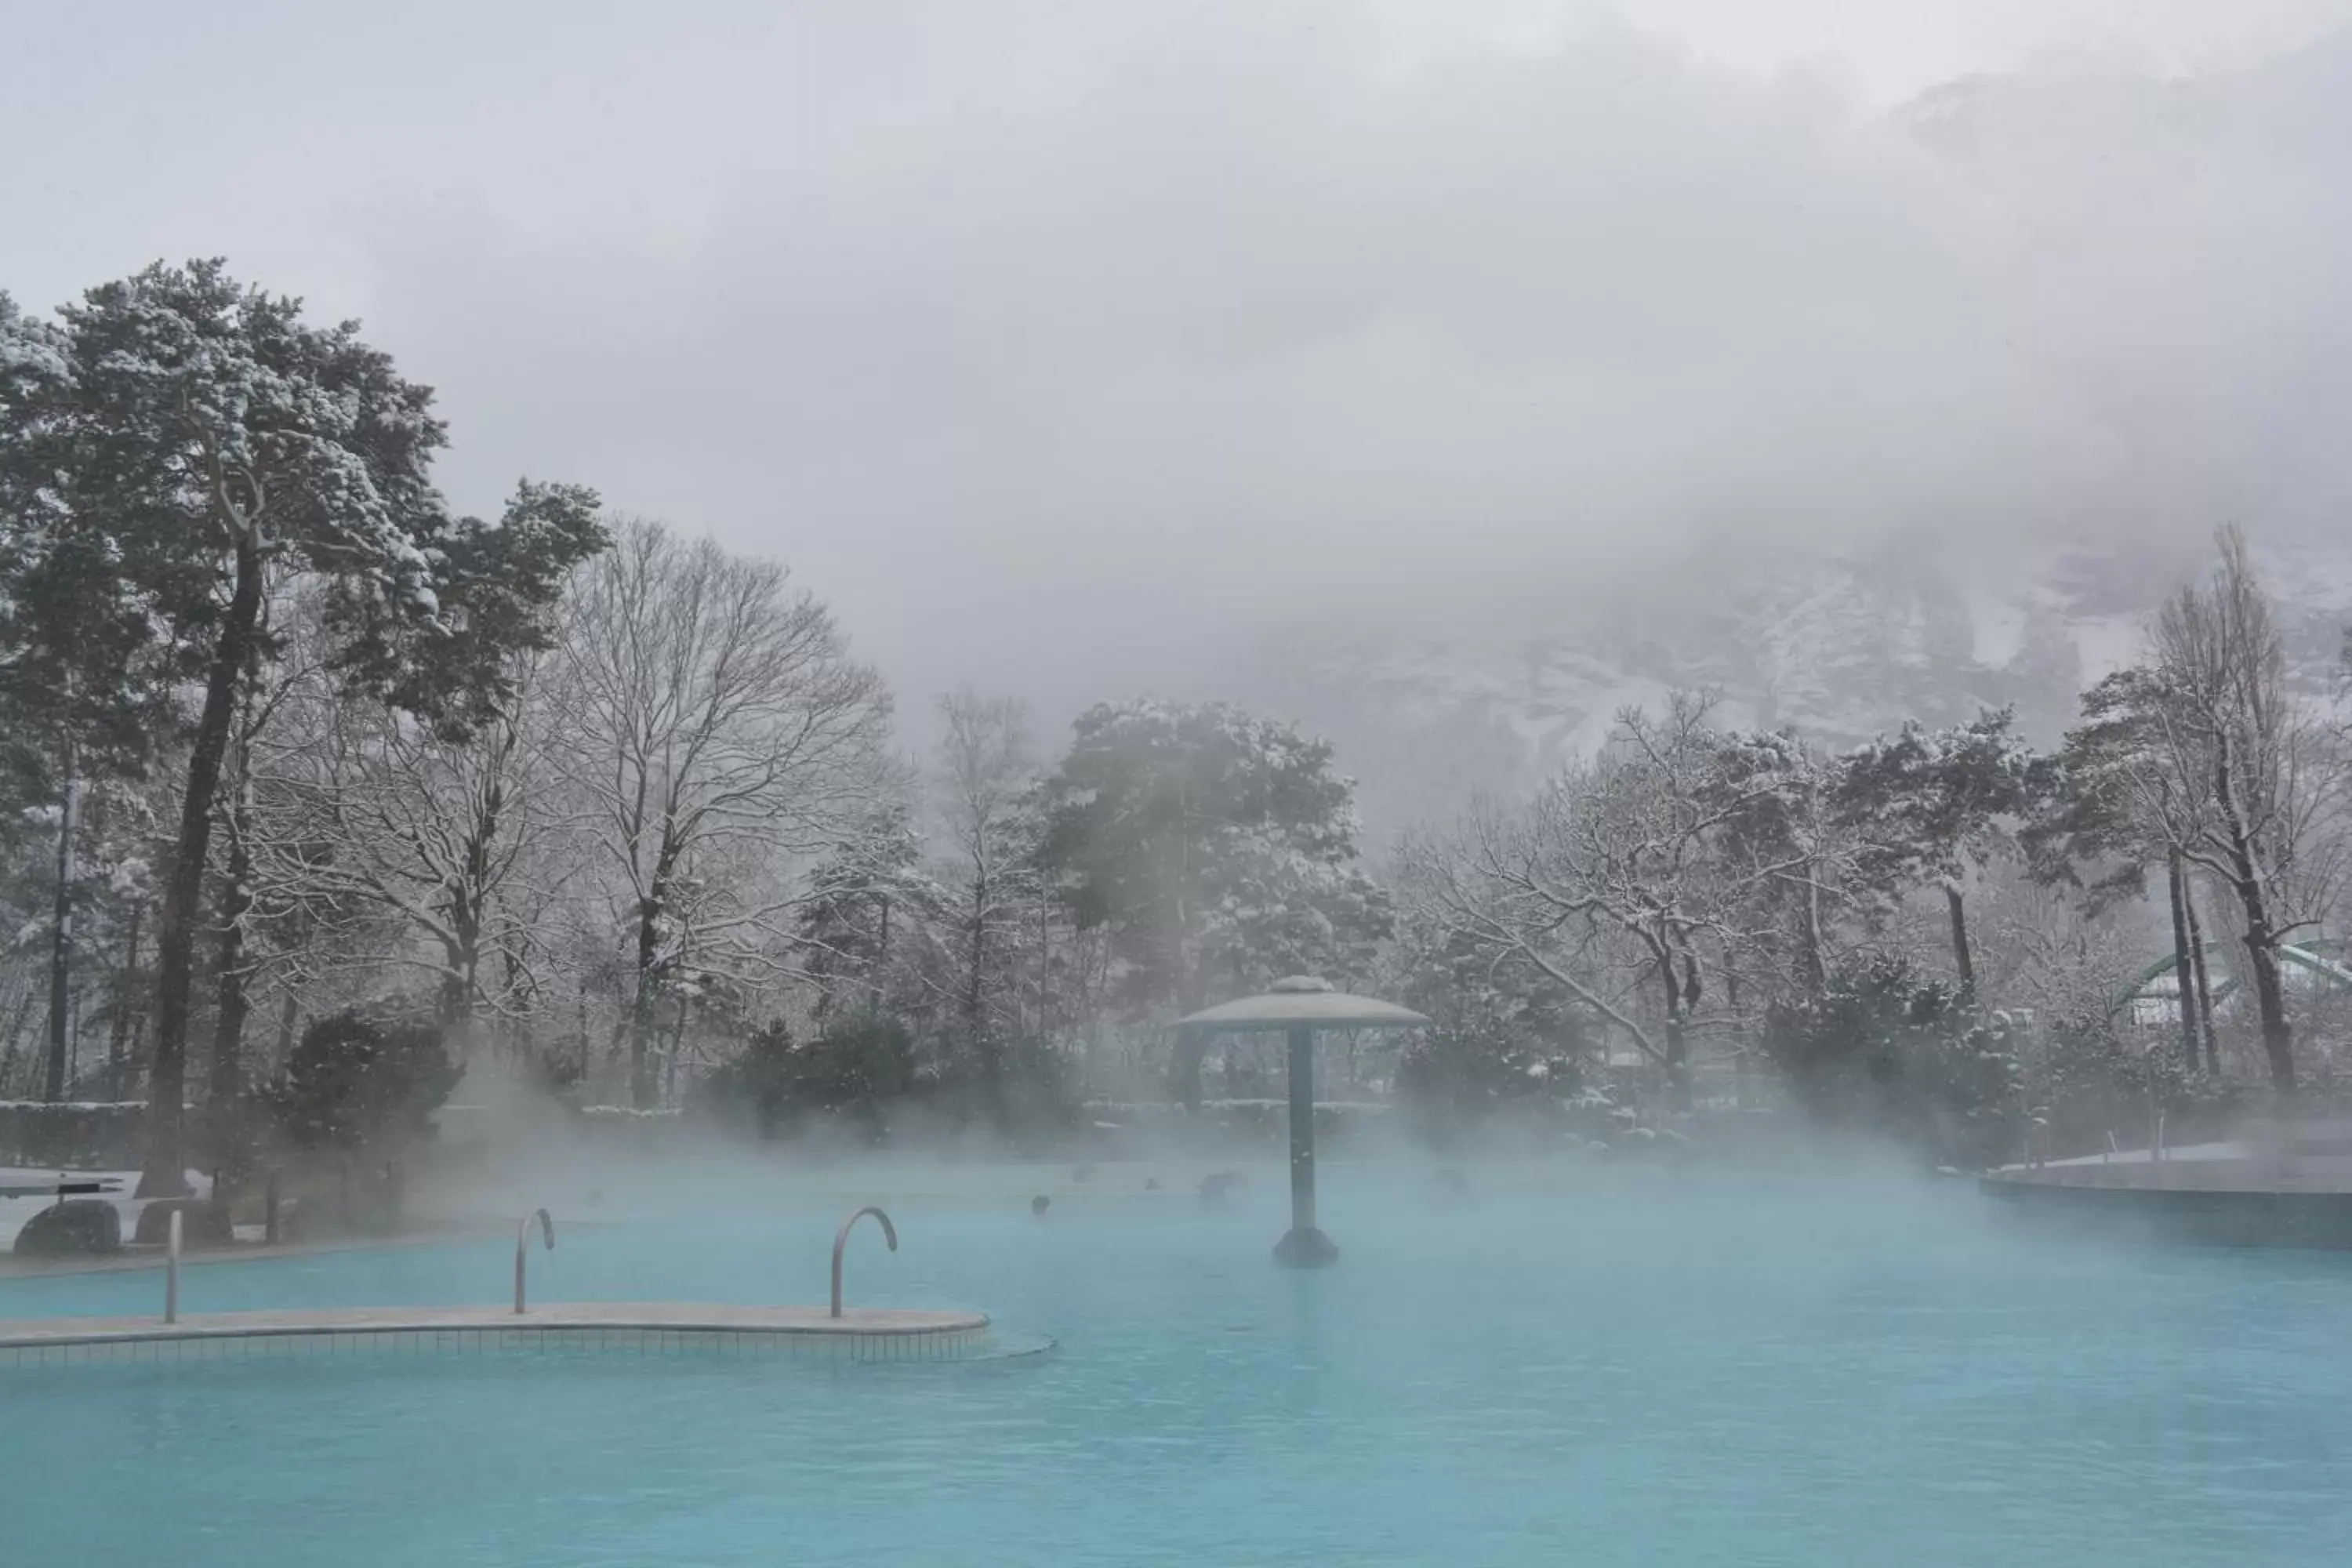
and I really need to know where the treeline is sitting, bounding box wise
[5,260,2345,1184]
[1394,528,2352,1160]
[0,262,1391,1187]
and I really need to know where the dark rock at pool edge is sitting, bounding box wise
[13,1199,122,1258]
[134,1197,235,1249]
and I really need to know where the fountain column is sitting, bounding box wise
[1174,975,1424,1272]
[1274,1022,1338,1269]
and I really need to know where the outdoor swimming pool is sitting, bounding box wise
[5,1163,2349,1566]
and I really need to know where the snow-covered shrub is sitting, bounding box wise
[926,1032,1079,1137]
[2023,1011,2257,1158]
[694,1017,914,1144]
[259,1011,461,1153]
[0,1100,146,1167]
[1394,1027,1614,1151]
[1762,956,2022,1168]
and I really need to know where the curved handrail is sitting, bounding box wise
[164,1208,183,1325]
[514,1207,556,1314]
[830,1206,898,1319]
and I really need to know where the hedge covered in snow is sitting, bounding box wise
[0,1100,148,1168]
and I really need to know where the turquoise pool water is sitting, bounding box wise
[5,1164,2350,1566]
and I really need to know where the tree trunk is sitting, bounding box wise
[42,751,80,1103]
[2183,885,2219,1074]
[627,819,684,1110]
[1798,858,1828,1001]
[141,532,264,1198]
[210,771,256,1134]
[500,947,529,1071]
[2241,923,2292,1095]
[2165,849,2200,1072]
[2212,741,2293,1095]
[437,939,477,1071]
[107,905,143,1101]
[664,993,690,1106]
[965,874,986,1039]
[965,866,1000,1110]
[1658,948,1690,1112]
[2,984,36,1095]
[1944,884,1975,995]
[443,784,492,1067]
[1036,898,1051,1041]
[626,827,687,1109]
[629,895,662,1109]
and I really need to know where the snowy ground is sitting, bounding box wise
[0,1168,209,1253]
[2005,1140,2252,1170]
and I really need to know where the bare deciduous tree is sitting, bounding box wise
[554,519,890,1106]
[2139,528,2339,1094]
[1400,693,1813,1105]
[254,639,567,1067]
[932,688,1041,1099]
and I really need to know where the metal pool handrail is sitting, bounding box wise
[514,1208,556,1314]
[830,1206,897,1319]
[164,1209,182,1325]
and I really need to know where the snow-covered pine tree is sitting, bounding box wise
[2,292,193,1103]
[1033,699,1390,1102]
[16,261,603,1193]
[1833,707,2036,998]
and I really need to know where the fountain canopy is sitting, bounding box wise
[1176,975,1430,1033]
[1174,976,1428,1271]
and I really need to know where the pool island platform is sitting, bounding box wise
[0,1301,990,1367]
[1982,1118,2352,1249]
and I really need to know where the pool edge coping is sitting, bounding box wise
[0,1301,988,1348]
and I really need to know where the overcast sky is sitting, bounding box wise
[7,1,2352,723]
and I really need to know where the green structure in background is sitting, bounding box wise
[2108,942,2352,1018]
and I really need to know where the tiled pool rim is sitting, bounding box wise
[0,1303,990,1367]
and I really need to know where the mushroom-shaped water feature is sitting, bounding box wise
[1176,976,1428,1268]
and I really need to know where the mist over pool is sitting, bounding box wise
[10,1156,2351,1568]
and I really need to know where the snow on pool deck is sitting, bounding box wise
[1995,1141,2251,1170]
[0,1166,205,1252]
[0,1301,989,1366]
